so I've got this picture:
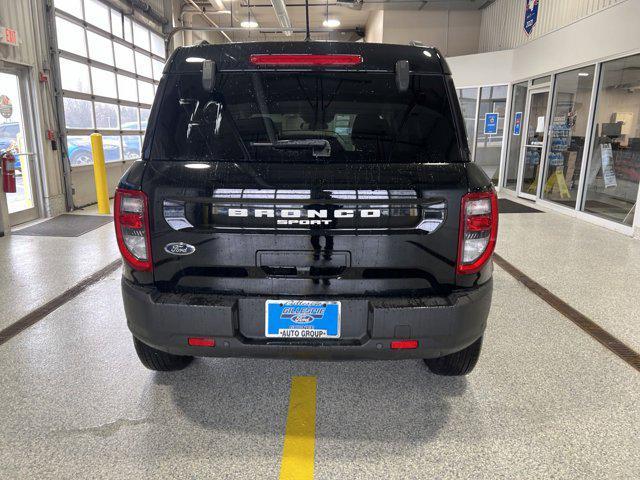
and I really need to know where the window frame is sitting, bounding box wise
[53,2,165,168]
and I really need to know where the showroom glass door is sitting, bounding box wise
[0,70,39,225]
[518,89,550,199]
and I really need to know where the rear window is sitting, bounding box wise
[149,71,464,163]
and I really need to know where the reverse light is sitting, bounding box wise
[457,190,499,275]
[391,340,419,350]
[250,54,363,66]
[114,188,152,271]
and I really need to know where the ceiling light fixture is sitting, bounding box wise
[323,0,340,29]
[578,72,590,77]
[242,0,258,29]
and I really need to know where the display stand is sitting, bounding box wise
[544,120,572,199]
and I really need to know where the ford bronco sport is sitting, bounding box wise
[115,42,497,376]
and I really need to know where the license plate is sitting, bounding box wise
[265,300,341,339]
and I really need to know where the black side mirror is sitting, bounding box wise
[202,60,216,93]
[395,59,410,92]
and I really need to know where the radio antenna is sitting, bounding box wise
[305,0,311,41]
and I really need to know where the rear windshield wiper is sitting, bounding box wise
[250,139,331,158]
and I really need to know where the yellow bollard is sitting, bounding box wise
[90,133,110,214]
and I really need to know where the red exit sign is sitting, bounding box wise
[0,26,18,46]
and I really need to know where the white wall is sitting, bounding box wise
[511,0,640,81]
[71,161,135,207]
[448,49,514,88]
[479,0,628,53]
[0,0,67,224]
[364,10,384,44]
[366,9,482,57]
[450,0,640,86]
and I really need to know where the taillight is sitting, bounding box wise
[114,188,152,271]
[457,190,498,275]
[250,54,363,66]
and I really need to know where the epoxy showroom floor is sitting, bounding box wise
[0,202,639,479]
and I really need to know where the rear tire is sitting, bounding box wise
[133,337,193,371]
[425,336,483,376]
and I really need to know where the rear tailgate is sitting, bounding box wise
[145,160,467,297]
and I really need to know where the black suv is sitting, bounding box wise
[115,42,497,376]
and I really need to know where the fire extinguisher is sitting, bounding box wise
[2,151,17,194]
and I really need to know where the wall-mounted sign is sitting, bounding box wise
[524,0,539,36]
[0,26,19,46]
[0,95,12,119]
[513,112,523,136]
[484,113,498,135]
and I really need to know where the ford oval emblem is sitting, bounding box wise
[291,314,314,324]
[164,242,196,256]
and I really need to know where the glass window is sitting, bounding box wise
[152,59,164,81]
[150,32,165,58]
[91,67,117,98]
[117,75,138,102]
[135,52,152,78]
[532,76,551,85]
[59,58,91,94]
[63,98,93,129]
[150,72,465,163]
[123,135,142,159]
[139,108,150,130]
[504,82,528,190]
[541,66,595,207]
[67,135,93,166]
[103,135,123,162]
[83,0,110,32]
[456,88,478,148]
[583,55,640,225]
[137,80,154,105]
[123,17,133,43]
[120,106,139,129]
[113,43,135,73]
[87,31,114,66]
[55,0,83,19]
[474,85,507,183]
[95,102,119,129]
[132,22,150,51]
[56,17,87,57]
[111,9,123,38]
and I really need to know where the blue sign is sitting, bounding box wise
[485,113,499,135]
[513,112,523,136]
[265,300,341,338]
[524,0,539,36]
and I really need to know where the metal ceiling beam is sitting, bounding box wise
[184,0,233,42]
[270,0,294,36]
[167,25,358,42]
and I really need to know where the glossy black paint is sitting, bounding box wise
[142,160,471,296]
[117,41,495,359]
[166,42,451,75]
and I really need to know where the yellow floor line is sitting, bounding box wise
[279,376,317,480]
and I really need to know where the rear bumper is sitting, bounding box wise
[122,279,492,360]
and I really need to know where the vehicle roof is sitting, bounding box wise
[165,41,450,75]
